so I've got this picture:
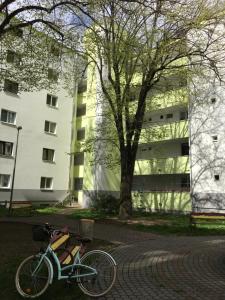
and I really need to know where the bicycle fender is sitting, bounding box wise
[44,256,54,284]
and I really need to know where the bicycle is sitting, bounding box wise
[15,223,117,298]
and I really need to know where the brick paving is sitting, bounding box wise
[2,213,225,299]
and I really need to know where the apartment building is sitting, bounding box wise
[73,65,191,212]
[0,30,75,206]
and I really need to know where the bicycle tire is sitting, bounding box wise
[78,250,116,297]
[15,255,51,298]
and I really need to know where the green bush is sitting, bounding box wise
[90,193,120,214]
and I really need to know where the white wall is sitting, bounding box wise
[190,80,225,209]
[0,86,74,204]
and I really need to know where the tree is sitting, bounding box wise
[0,0,87,93]
[0,0,89,38]
[68,0,225,218]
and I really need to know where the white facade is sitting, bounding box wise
[190,79,225,211]
[0,87,74,205]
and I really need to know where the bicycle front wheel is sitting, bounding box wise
[15,255,51,298]
[78,250,117,298]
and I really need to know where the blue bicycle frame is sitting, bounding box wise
[33,244,97,283]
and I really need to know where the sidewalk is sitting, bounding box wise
[0,210,157,245]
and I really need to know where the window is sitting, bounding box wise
[78,80,87,93]
[44,121,56,134]
[181,176,190,188]
[0,174,10,188]
[149,117,152,121]
[1,109,16,124]
[166,113,173,119]
[48,68,58,82]
[77,128,85,141]
[42,148,55,162]
[0,141,13,156]
[74,177,83,191]
[4,79,19,94]
[214,175,220,181]
[74,152,84,165]
[76,104,86,117]
[6,50,21,65]
[211,98,216,104]
[212,135,218,142]
[160,115,164,119]
[180,111,188,120]
[46,94,58,107]
[181,143,189,156]
[40,177,53,189]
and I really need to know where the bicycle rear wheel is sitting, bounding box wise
[15,255,51,298]
[78,250,116,297]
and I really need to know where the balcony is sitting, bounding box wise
[139,120,188,143]
[134,156,189,175]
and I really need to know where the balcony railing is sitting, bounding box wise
[134,156,189,175]
[139,120,188,143]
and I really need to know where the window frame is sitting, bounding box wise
[44,121,57,134]
[0,174,10,188]
[1,109,16,125]
[40,177,53,190]
[42,148,55,162]
[0,141,13,157]
[46,94,58,108]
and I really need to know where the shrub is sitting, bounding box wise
[90,193,120,214]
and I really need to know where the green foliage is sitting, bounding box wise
[90,193,120,214]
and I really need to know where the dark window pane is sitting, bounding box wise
[74,178,83,191]
[180,111,188,120]
[46,94,51,105]
[181,143,189,156]
[44,121,49,132]
[74,152,84,165]
[1,109,7,122]
[40,177,45,188]
[77,128,85,141]
[76,104,86,117]
[4,79,19,94]
[78,80,87,93]
[48,68,58,82]
[166,113,173,119]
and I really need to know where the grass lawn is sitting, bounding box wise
[2,206,225,236]
[68,209,225,236]
[0,222,114,300]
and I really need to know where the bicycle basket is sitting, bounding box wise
[32,225,49,242]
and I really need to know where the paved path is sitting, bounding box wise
[2,213,225,299]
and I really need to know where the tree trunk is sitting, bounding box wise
[119,153,134,219]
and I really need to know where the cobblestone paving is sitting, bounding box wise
[2,214,225,299]
[103,236,225,300]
